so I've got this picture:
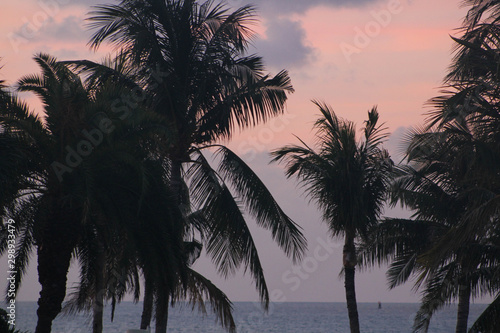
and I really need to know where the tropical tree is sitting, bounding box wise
[411,1,500,330]
[359,3,500,332]
[0,54,189,333]
[0,79,35,333]
[361,124,500,333]
[38,52,235,333]
[271,102,393,333]
[80,0,308,331]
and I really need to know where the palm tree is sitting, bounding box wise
[271,102,393,333]
[63,157,191,333]
[82,0,308,331]
[41,53,238,333]
[0,54,188,333]
[45,53,229,333]
[413,2,500,330]
[345,3,500,331]
[0,54,95,333]
[360,121,500,333]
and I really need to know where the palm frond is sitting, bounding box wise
[214,145,306,262]
[469,293,500,333]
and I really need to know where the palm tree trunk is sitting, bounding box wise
[155,293,169,333]
[343,233,360,333]
[140,278,154,330]
[93,243,105,333]
[35,215,76,333]
[344,267,360,333]
[455,283,471,333]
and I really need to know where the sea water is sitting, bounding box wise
[12,302,488,332]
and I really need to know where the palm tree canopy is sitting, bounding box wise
[272,102,393,238]
[0,53,188,307]
[86,0,294,149]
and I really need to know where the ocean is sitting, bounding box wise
[12,302,488,332]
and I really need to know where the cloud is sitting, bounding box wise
[7,15,91,57]
[42,16,88,41]
[235,0,383,70]
[66,0,118,7]
[54,0,383,69]
[251,18,314,69]
[76,0,383,12]
[230,0,383,14]
[13,0,380,69]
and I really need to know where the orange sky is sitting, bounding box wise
[1,0,481,307]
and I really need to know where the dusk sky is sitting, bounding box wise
[1,0,483,306]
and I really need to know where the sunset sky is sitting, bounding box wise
[0,0,479,305]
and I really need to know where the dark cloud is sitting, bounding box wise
[75,0,382,11]
[68,0,383,12]
[232,0,383,69]
[245,0,383,14]
[251,18,314,69]
[66,0,118,7]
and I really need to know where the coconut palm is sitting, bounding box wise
[359,3,500,330]
[46,52,235,333]
[82,0,307,331]
[271,102,393,333]
[0,54,96,333]
[414,2,500,329]
[399,127,495,333]
[445,0,500,86]
[360,121,500,333]
[405,127,500,333]
[0,54,189,333]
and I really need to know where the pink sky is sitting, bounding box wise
[1,0,482,306]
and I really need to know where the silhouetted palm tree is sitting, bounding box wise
[361,121,500,333]
[44,53,231,333]
[83,1,307,331]
[0,54,188,333]
[418,2,500,330]
[272,102,393,333]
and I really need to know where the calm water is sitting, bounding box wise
[13,302,487,332]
